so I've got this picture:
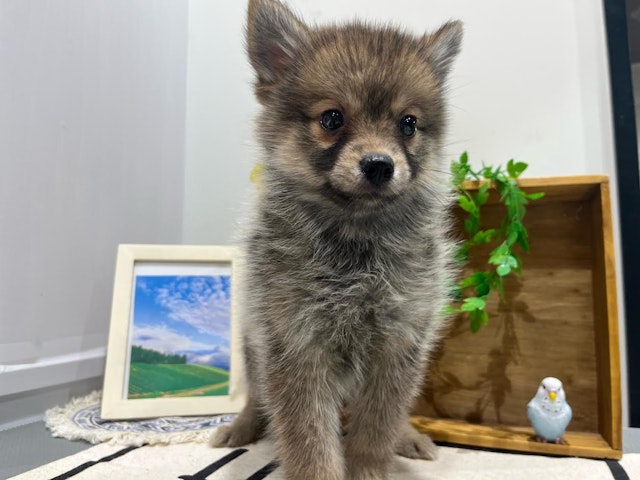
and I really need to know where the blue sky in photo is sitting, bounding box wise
[130,275,231,369]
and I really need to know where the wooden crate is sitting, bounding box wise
[411,175,622,459]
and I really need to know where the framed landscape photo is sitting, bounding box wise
[101,244,246,420]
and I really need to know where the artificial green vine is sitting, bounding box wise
[449,152,544,332]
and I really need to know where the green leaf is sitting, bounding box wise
[475,183,490,206]
[460,151,469,165]
[460,296,486,312]
[495,172,508,185]
[459,272,488,287]
[507,159,528,178]
[444,305,460,315]
[515,163,528,176]
[517,227,530,252]
[459,274,480,288]
[469,309,489,333]
[472,229,497,245]
[482,166,494,179]
[464,216,480,235]
[451,161,469,186]
[488,243,509,265]
[512,259,523,275]
[507,220,523,234]
[496,264,511,277]
[458,273,492,297]
[526,192,545,200]
[505,188,526,221]
[457,194,476,214]
[475,280,491,297]
[507,221,530,252]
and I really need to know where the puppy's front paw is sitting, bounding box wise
[395,424,438,460]
[210,423,254,448]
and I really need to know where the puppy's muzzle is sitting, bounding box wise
[360,154,394,187]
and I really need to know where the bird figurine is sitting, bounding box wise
[527,377,572,444]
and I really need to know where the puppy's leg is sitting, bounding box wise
[266,351,345,480]
[210,391,267,447]
[394,421,438,460]
[344,336,429,480]
[211,342,267,447]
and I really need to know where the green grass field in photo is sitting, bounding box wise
[127,363,230,399]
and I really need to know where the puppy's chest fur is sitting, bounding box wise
[245,195,442,356]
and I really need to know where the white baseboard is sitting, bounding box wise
[0,414,44,432]
[0,348,106,396]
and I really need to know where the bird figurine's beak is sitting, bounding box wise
[549,391,557,402]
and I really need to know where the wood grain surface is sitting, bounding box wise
[411,176,622,459]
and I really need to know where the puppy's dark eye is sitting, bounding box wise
[320,110,344,131]
[398,115,417,137]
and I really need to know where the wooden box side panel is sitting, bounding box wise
[414,193,600,432]
[591,181,623,450]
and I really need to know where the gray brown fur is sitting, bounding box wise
[211,1,462,479]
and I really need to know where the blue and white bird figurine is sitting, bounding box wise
[527,377,572,444]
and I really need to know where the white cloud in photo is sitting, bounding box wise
[131,324,213,355]
[188,345,231,367]
[154,276,231,340]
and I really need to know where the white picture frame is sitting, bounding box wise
[101,244,246,420]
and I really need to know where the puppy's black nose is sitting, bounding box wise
[360,154,394,187]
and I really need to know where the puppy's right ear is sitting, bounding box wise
[246,0,309,102]
[420,20,463,85]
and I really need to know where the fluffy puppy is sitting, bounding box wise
[212,1,462,479]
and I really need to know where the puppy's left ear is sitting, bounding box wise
[420,20,463,84]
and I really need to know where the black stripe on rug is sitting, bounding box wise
[178,448,249,480]
[606,459,630,480]
[246,460,280,480]
[49,445,141,480]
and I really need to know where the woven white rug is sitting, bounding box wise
[43,391,234,446]
[11,439,640,480]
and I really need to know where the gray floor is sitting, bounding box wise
[1,421,640,479]
[0,422,90,479]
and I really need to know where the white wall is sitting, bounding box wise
[0,0,188,416]
[183,1,256,246]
